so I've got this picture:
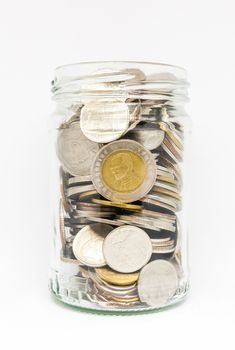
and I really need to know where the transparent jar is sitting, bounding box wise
[49,61,190,314]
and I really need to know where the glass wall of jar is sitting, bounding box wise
[48,61,190,314]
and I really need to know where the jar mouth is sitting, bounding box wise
[52,61,189,103]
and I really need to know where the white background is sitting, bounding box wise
[0,0,234,349]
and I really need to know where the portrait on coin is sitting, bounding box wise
[102,150,146,193]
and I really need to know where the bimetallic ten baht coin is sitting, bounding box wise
[91,140,157,203]
[80,101,130,143]
[95,267,139,286]
[72,223,113,267]
[103,225,152,273]
[57,121,99,176]
[138,260,178,307]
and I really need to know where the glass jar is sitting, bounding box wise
[49,61,190,314]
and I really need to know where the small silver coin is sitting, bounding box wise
[67,185,95,199]
[138,260,178,307]
[86,217,124,226]
[140,196,175,212]
[103,225,152,273]
[72,223,113,267]
[57,121,99,176]
[125,123,165,150]
[117,216,160,232]
[80,101,130,143]
[68,175,92,186]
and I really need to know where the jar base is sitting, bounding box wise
[49,269,189,315]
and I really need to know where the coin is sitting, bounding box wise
[117,216,160,231]
[79,190,98,199]
[59,201,66,250]
[95,267,139,286]
[67,185,95,199]
[59,167,70,212]
[103,225,152,273]
[57,121,99,176]
[68,175,92,186]
[117,214,175,232]
[138,260,178,307]
[140,196,176,212]
[86,217,124,226]
[92,140,157,203]
[72,223,113,267]
[159,121,183,150]
[80,101,130,143]
[125,122,165,150]
[92,198,142,210]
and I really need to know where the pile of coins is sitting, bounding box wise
[56,67,185,310]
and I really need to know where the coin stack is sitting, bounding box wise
[55,66,187,311]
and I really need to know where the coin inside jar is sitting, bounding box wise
[95,267,139,286]
[72,223,113,267]
[103,225,152,273]
[80,101,130,143]
[57,121,99,176]
[138,260,178,307]
[91,140,157,203]
[125,122,165,150]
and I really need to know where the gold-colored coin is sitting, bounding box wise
[102,150,146,193]
[95,267,139,286]
[154,187,181,200]
[79,190,98,199]
[92,140,157,203]
[92,198,142,210]
[159,121,183,150]
[156,175,177,186]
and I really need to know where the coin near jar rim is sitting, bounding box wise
[57,121,99,176]
[138,260,178,307]
[125,123,165,150]
[95,267,139,286]
[91,140,157,203]
[80,101,130,143]
[72,223,113,267]
[103,225,152,273]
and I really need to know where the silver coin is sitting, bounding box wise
[133,209,176,222]
[57,121,99,176]
[125,123,165,150]
[138,260,178,307]
[68,175,92,186]
[117,216,160,232]
[86,217,124,226]
[72,223,113,267]
[59,201,66,250]
[91,140,157,203]
[80,101,130,143]
[59,167,70,213]
[152,246,175,254]
[117,214,175,232]
[67,184,95,199]
[103,225,152,273]
[140,196,175,212]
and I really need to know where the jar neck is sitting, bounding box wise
[51,61,189,107]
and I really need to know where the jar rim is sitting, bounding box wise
[52,61,188,103]
[54,60,186,74]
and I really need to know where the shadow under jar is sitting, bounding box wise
[49,61,190,314]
